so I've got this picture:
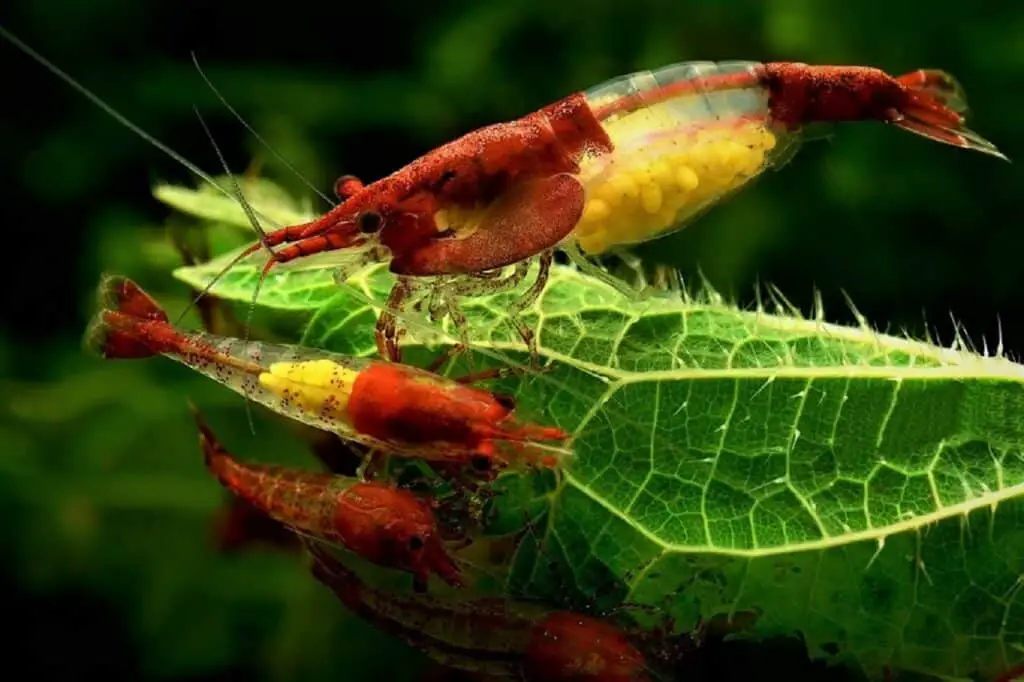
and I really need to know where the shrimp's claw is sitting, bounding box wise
[84,275,170,359]
[891,69,1008,161]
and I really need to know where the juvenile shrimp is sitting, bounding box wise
[226,61,1005,363]
[192,405,463,592]
[1,26,1004,364]
[306,541,654,682]
[84,275,570,472]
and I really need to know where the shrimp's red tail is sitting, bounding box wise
[189,403,302,553]
[892,69,1008,160]
[83,275,172,360]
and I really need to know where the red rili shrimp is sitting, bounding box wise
[192,406,462,591]
[306,541,653,682]
[1,26,1004,363]
[84,276,570,471]
[229,61,1005,362]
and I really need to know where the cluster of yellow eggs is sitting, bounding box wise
[258,359,360,423]
[572,114,778,256]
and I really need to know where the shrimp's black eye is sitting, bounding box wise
[357,210,383,234]
[494,394,516,411]
[334,174,364,201]
[408,535,425,551]
[471,456,492,472]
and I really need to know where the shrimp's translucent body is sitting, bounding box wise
[574,60,795,255]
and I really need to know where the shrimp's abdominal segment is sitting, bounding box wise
[257,358,359,425]
[574,120,778,256]
[577,63,783,255]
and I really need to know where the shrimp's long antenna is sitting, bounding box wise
[189,52,336,209]
[0,24,282,321]
[193,106,262,436]
[0,25,600,408]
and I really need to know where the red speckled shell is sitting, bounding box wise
[523,612,650,682]
[347,362,510,449]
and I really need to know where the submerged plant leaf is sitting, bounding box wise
[154,177,314,231]
[172,182,1024,681]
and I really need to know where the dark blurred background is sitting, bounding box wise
[1,1,1021,680]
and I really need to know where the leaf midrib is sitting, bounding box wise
[562,470,1024,558]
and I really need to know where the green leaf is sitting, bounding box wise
[153,177,317,232]
[171,183,1024,681]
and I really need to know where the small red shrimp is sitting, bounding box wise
[523,611,652,682]
[307,542,653,682]
[192,406,463,592]
[85,276,571,472]
[229,61,1005,362]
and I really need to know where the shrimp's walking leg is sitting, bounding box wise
[389,174,584,363]
[431,258,544,365]
[356,449,389,482]
[562,240,645,300]
[376,277,421,362]
[503,249,554,365]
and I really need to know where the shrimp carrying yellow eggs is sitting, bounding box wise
[573,113,778,256]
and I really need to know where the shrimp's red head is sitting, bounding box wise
[335,482,463,591]
[525,612,651,682]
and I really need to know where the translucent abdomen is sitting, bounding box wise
[574,60,800,255]
[166,333,371,438]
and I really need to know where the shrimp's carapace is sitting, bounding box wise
[85,276,571,471]
[192,406,462,590]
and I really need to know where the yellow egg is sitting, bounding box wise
[594,180,624,208]
[258,359,360,423]
[649,161,674,185]
[582,199,611,223]
[576,229,607,255]
[640,183,663,214]
[609,173,640,199]
[676,166,700,192]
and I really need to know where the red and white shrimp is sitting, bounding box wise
[306,541,653,682]
[192,406,462,592]
[85,275,570,472]
[230,61,1005,362]
[1,26,1003,364]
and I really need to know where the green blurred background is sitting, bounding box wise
[1,1,1021,680]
